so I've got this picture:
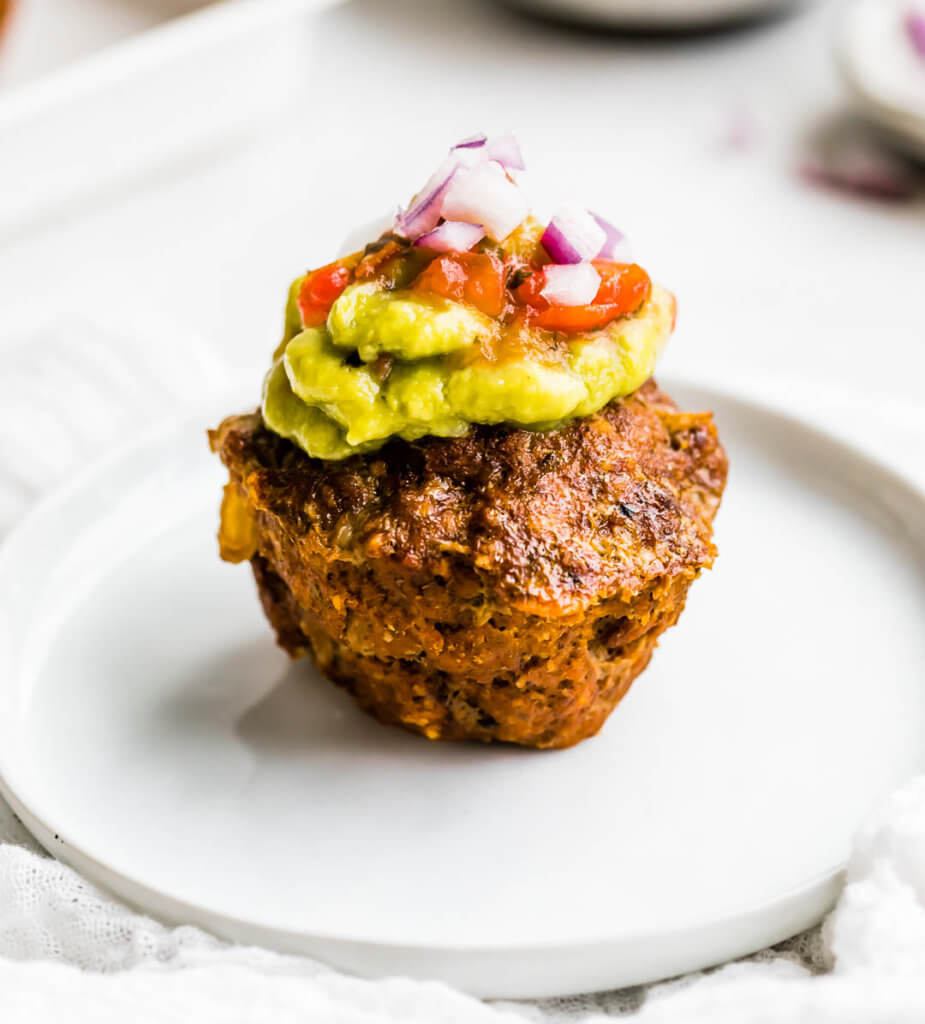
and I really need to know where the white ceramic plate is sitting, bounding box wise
[1,379,925,999]
[500,0,804,30]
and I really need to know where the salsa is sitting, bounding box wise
[262,226,673,460]
[295,241,651,336]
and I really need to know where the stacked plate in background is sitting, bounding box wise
[502,0,807,30]
[838,0,925,160]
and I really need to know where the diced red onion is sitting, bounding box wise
[394,156,465,239]
[393,134,532,239]
[591,212,634,262]
[485,133,525,171]
[541,264,601,306]
[452,133,488,150]
[905,8,925,58]
[441,161,528,242]
[453,145,488,171]
[414,221,485,252]
[452,132,525,171]
[541,206,607,264]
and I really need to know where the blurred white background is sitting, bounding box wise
[0,0,924,1018]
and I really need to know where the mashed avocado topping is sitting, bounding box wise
[262,139,676,459]
[263,267,674,459]
[329,283,495,360]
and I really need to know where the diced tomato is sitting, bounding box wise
[530,304,633,332]
[511,270,545,307]
[515,261,651,333]
[412,252,507,318]
[593,261,651,309]
[298,262,354,328]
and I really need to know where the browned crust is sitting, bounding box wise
[209,378,728,748]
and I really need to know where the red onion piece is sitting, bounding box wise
[394,157,460,239]
[452,132,525,170]
[541,206,607,265]
[441,162,529,242]
[452,133,488,151]
[591,212,634,262]
[906,8,925,58]
[396,134,528,241]
[484,133,525,171]
[414,221,485,252]
[541,264,601,306]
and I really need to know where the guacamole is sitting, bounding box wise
[262,279,675,460]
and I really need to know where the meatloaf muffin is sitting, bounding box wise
[210,134,728,748]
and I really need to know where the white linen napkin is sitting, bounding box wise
[1,320,925,1023]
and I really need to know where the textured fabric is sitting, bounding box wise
[0,311,230,532]
[1,320,924,1021]
[3,783,925,1021]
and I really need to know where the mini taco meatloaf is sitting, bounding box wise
[210,134,728,749]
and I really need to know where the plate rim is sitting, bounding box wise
[1,373,924,958]
[0,769,843,955]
